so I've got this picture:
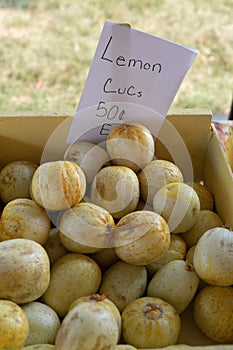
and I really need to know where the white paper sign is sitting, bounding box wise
[67,21,197,144]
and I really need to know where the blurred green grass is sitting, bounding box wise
[0,0,232,114]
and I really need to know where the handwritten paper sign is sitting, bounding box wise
[67,21,197,144]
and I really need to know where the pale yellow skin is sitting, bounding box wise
[151,346,233,350]
[122,296,181,349]
[58,202,115,252]
[0,198,51,245]
[21,301,60,346]
[112,345,137,349]
[146,234,187,276]
[99,260,148,312]
[187,182,214,211]
[106,122,155,173]
[194,285,233,343]
[138,159,183,204]
[193,227,233,286]
[44,227,69,265]
[186,246,208,292]
[31,160,86,211]
[182,210,223,248]
[64,141,110,183]
[0,299,29,350]
[115,210,170,265]
[68,294,121,332]
[0,238,50,304]
[147,259,200,314]
[23,346,55,349]
[0,160,38,203]
[91,247,119,272]
[185,245,196,265]
[90,165,140,219]
[41,253,101,317]
[55,295,121,350]
[153,182,200,233]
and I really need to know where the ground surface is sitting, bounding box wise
[0,0,232,115]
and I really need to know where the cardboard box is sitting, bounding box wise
[226,125,233,172]
[1,109,233,348]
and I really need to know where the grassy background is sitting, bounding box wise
[0,0,232,115]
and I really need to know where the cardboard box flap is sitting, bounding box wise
[0,112,71,168]
[0,111,71,144]
[226,125,233,172]
[156,109,212,182]
[203,124,233,229]
[1,110,212,175]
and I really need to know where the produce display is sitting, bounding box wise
[0,121,231,349]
